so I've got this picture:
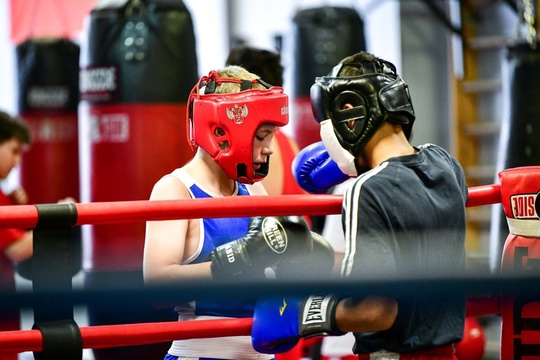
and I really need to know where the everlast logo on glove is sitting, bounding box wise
[262,218,288,253]
[302,295,329,324]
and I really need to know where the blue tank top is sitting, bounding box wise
[169,169,254,317]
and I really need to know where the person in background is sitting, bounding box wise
[0,111,32,269]
[0,110,75,360]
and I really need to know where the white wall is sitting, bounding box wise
[400,1,452,148]
[0,0,408,194]
[0,0,17,114]
[0,0,229,107]
[227,0,401,139]
[0,0,401,114]
[182,0,228,76]
[228,0,401,78]
[0,0,21,192]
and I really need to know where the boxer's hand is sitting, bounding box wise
[252,294,344,354]
[293,141,349,194]
[274,231,334,279]
[8,187,28,205]
[57,197,77,204]
[209,216,313,280]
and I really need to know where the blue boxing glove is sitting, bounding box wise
[252,295,344,354]
[292,141,349,194]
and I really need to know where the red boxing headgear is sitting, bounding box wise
[187,70,289,184]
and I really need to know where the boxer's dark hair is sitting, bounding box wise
[226,46,283,87]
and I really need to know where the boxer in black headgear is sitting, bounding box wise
[310,51,415,177]
[252,51,469,360]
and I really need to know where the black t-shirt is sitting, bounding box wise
[340,144,468,354]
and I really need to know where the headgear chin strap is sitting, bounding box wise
[187,70,289,184]
[310,58,415,159]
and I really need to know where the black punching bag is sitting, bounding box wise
[490,40,540,271]
[15,38,82,280]
[16,38,80,204]
[79,1,197,359]
[290,6,366,149]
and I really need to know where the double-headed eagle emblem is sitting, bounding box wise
[226,104,248,124]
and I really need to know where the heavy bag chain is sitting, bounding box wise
[517,0,537,47]
[123,0,149,62]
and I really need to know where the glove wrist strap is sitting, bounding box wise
[299,295,345,337]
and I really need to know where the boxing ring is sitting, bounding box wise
[0,167,539,359]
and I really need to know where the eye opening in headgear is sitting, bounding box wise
[329,89,370,151]
[214,127,229,150]
[331,90,367,121]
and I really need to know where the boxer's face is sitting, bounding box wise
[0,138,24,179]
[253,124,278,168]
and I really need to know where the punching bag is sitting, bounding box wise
[16,38,80,204]
[490,40,540,271]
[79,0,197,359]
[498,167,540,359]
[290,6,365,149]
[15,38,82,280]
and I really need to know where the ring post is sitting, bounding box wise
[32,203,78,323]
[32,319,82,360]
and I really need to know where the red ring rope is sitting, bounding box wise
[0,184,503,353]
[0,184,501,228]
[0,294,503,354]
[0,318,253,353]
[466,183,501,208]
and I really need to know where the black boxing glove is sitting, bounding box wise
[209,216,313,280]
[274,231,335,280]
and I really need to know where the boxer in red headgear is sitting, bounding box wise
[144,66,315,360]
[187,68,288,184]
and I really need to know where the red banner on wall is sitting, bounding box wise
[9,0,96,44]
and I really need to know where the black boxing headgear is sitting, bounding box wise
[310,58,415,176]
